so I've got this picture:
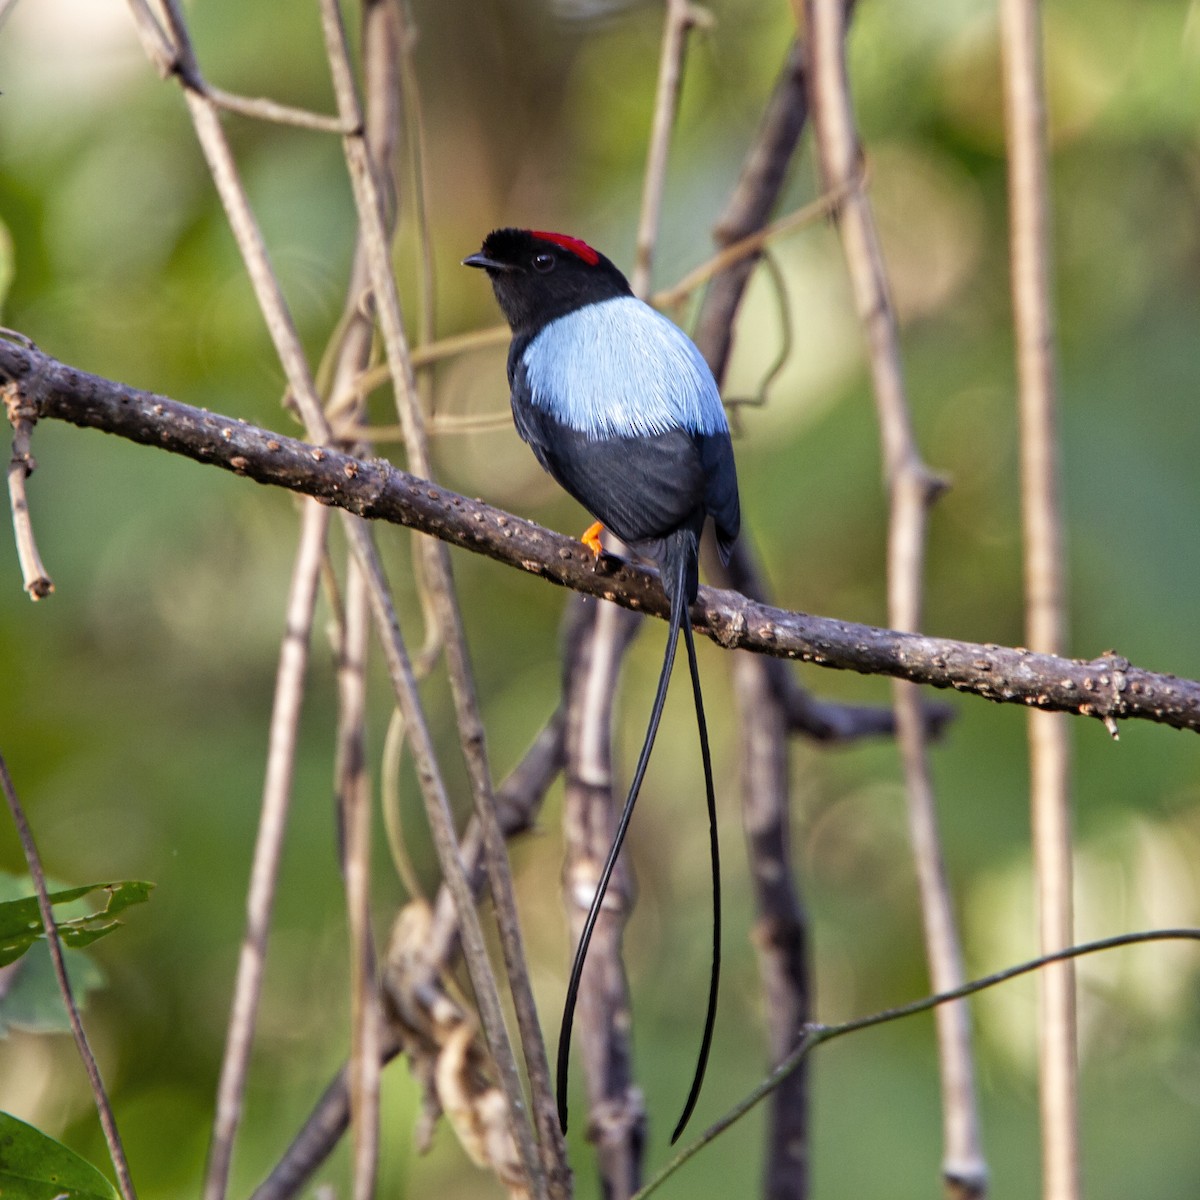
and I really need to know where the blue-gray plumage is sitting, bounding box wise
[522,295,729,439]
[464,227,740,1145]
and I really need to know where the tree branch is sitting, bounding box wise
[3,335,1199,735]
[1000,0,1079,1194]
[687,36,815,1198]
[805,0,984,1190]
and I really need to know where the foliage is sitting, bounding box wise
[0,1110,119,1200]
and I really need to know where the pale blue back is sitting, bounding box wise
[521,296,728,439]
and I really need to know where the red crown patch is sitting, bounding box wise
[530,230,600,266]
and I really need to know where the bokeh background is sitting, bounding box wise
[2,0,1200,1196]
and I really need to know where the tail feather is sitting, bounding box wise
[670,606,721,1144]
[556,527,722,1144]
[556,544,688,1134]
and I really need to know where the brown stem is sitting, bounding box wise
[319,9,563,1189]
[733,654,810,1198]
[0,751,140,1200]
[687,37,814,1197]
[252,710,567,1200]
[1000,0,1079,1196]
[562,599,647,1197]
[4,337,1198,734]
[804,0,985,1190]
[336,560,382,1200]
[205,499,330,1200]
[4,371,54,599]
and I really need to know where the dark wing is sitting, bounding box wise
[698,431,740,563]
[510,346,738,559]
[514,397,708,551]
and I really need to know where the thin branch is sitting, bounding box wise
[691,38,809,372]
[562,599,646,1197]
[4,373,54,599]
[634,927,1200,1200]
[732,654,810,1199]
[654,184,850,311]
[395,0,438,357]
[338,513,542,1197]
[206,498,330,1200]
[1000,0,1079,1196]
[317,9,405,1190]
[336,560,382,1200]
[204,85,357,133]
[5,338,1199,733]
[318,6,565,1192]
[0,750,139,1200]
[137,0,332,444]
[805,0,984,1192]
[249,1036,404,1200]
[252,712,567,1200]
[630,0,696,296]
[123,0,178,78]
[685,38,814,1196]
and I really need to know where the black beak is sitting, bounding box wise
[462,252,508,271]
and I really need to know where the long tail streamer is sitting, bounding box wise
[671,608,721,1144]
[556,547,722,1145]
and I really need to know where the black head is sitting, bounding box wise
[463,228,632,334]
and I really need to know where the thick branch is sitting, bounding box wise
[3,336,1199,734]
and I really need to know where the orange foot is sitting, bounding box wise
[581,520,606,559]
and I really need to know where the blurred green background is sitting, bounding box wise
[2,0,1199,1196]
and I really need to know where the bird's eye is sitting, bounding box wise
[533,253,556,274]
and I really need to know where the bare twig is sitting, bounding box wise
[206,498,330,1200]
[336,559,382,1200]
[249,1035,404,1200]
[124,4,546,1193]
[0,751,139,1200]
[733,654,810,1198]
[634,927,1200,1200]
[339,514,541,1198]
[123,0,178,78]
[252,712,567,1200]
[130,0,331,444]
[686,37,815,1195]
[630,0,697,296]
[999,1,1079,1197]
[395,0,437,358]
[692,38,809,372]
[5,339,1198,733]
[203,86,357,133]
[318,6,565,1192]
[654,184,851,311]
[562,599,646,1197]
[805,1,985,1193]
[4,379,53,599]
[318,11,404,1190]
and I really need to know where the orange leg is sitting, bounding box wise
[581,520,606,559]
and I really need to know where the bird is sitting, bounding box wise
[464,227,740,1144]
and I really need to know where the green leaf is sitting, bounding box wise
[0,881,154,968]
[0,1110,119,1199]
[0,944,105,1037]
